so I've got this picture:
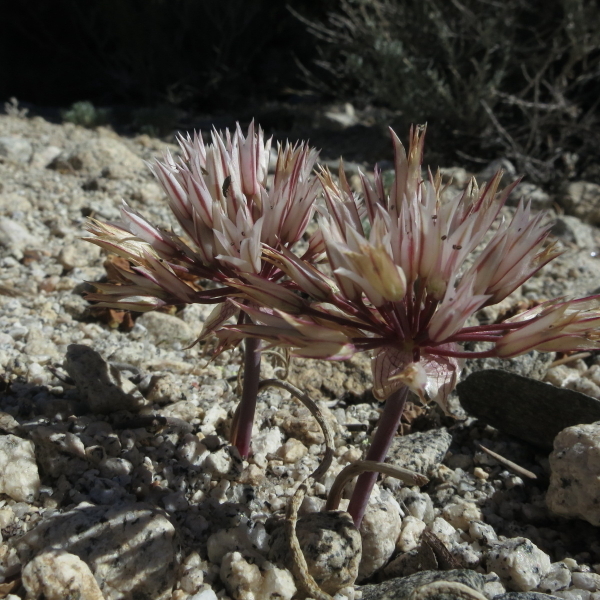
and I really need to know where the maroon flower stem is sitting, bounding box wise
[347,386,409,527]
[231,334,262,459]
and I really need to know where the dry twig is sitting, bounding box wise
[326,460,429,511]
[286,484,334,600]
[476,443,537,480]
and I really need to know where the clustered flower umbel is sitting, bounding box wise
[86,122,321,313]
[85,122,321,457]
[227,127,600,410]
[86,122,600,525]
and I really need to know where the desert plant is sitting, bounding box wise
[84,122,321,458]
[223,126,600,525]
[3,97,28,119]
[61,101,111,128]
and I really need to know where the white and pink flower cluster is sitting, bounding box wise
[86,122,320,317]
[86,122,600,413]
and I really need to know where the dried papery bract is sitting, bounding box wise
[84,121,321,458]
[223,126,600,525]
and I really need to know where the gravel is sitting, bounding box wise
[1,111,600,599]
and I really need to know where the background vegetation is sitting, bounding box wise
[2,0,599,183]
[304,0,600,183]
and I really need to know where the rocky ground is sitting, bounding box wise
[1,105,600,600]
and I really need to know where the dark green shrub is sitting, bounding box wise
[61,101,111,128]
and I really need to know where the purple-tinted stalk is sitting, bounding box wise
[231,336,262,458]
[347,386,409,527]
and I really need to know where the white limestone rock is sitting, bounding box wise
[277,438,308,463]
[136,312,193,347]
[220,551,262,600]
[556,590,592,600]
[0,434,40,502]
[395,487,435,524]
[442,499,483,531]
[207,521,268,565]
[177,434,210,469]
[22,549,104,600]
[251,427,283,464]
[0,544,21,582]
[486,537,551,591]
[0,136,33,164]
[483,572,506,599]
[58,241,102,272]
[0,218,37,255]
[50,136,145,179]
[546,422,600,526]
[204,449,233,477]
[430,517,461,547]
[559,181,600,226]
[189,590,218,600]
[572,573,600,592]
[178,552,207,595]
[261,563,298,600]
[468,520,498,544]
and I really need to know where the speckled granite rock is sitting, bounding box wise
[0,135,33,164]
[220,551,296,600]
[15,502,177,600]
[288,352,373,403]
[22,549,105,600]
[486,537,551,592]
[461,351,553,382]
[268,510,361,595]
[386,428,452,476]
[0,434,40,502]
[359,491,404,580]
[360,569,486,600]
[546,422,600,526]
[50,135,146,179]
[495,594,563,600]
[2,110,600,600]
[537,562,571,594]
[558,181,600,226]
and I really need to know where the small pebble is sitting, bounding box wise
[487,537,551,591]
[22,550,104,600]
[358,492,403,580]
[538,562,572,593]
[0,434,40,502]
